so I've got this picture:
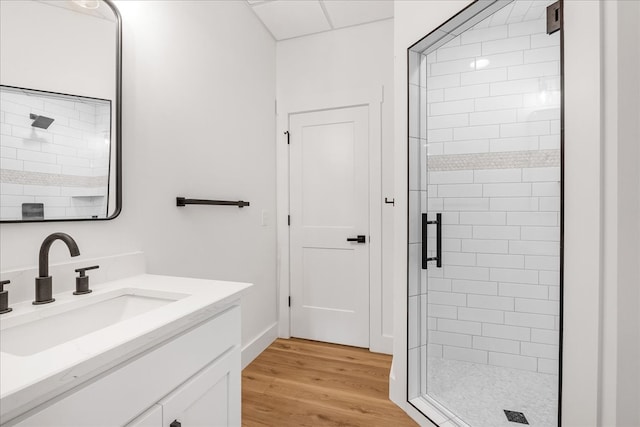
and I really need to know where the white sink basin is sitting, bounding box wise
[0,289,186,356]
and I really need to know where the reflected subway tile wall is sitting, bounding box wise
[0,87,110,220]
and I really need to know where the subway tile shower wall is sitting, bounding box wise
[409,11,560,375]
[0,89,110,220]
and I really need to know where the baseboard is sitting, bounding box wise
[241,322,278,369]
[380,335,394,355]
[370,334,394,355]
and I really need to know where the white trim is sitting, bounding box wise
[276,85,392,354]
[562,2,603,425]
[601,1,620,422]
[368,89,393,354]
[241,321,278,369]
[279,86,382,117]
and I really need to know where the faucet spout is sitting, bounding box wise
[38,232,80,278]
[34,233,80,305]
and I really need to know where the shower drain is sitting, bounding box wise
[504,410,529,424]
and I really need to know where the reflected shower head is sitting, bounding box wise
[29,113,55,129]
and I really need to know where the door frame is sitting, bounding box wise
[276,85,389,353]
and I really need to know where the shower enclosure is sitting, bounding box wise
[407,1,562,426]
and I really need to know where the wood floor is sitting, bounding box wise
[242,338,417,427]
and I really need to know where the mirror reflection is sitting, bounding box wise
[1,86,111,220]
[0,0,120,222]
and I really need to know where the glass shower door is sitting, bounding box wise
[408,1,562,426]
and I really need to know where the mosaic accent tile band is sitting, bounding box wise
[427,149,560,172]
[1,169,108,188]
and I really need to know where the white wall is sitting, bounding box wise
[393,1,640,426]
[276,19,394,353]
[1,0,278,367]
[0,0,138,277]
[115,0,278,363]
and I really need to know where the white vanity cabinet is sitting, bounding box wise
[12,304,242,427]
[156,347,240,427]
[128,406,162,427]
[128,347,240,427]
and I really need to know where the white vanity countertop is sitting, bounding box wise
[0,274,252,421]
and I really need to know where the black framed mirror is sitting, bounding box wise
[0,0,121,222]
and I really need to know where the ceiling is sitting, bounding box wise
[245,0,394,41]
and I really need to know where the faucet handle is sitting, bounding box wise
[74,265,98,295]
[0,280,12,314]
[75,265,99,277]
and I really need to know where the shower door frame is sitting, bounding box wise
[405,1,565,425]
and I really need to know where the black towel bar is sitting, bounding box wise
[176,197,249,208]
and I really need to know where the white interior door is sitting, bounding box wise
[289,105,370,348]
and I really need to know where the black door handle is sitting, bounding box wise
[422,213,442,269]
[170,421,181,427]
[347,235,366,243]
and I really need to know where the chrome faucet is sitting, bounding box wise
[34,233,80,305]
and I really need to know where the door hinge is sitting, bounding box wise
[546,1,561,34]
[288,296,291,307]
[287,215,290,226]
[284,130,290,144]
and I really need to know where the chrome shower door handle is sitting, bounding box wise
[422,213,442,269]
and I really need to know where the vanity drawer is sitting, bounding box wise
[13,305,240,427]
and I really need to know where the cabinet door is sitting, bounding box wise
[160,347,240,427]
[127,405,162,427]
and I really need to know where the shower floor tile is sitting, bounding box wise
[426,357,558,427]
